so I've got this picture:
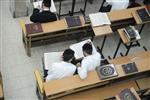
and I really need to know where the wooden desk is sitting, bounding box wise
[44,51,150,99]
[56,81,139,100]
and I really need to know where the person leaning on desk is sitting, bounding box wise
[30,0,57,23]
[77,43,101,80]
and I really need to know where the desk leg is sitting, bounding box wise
[139,24,145,35]
[69,0,76,16]
[27,37,31,57]
[58,1,62,19]
[80,0,88,15]
[101,35,107,51]
[113,39,122,59]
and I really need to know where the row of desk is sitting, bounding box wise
[21,6,147,57]
[41,51,150,99]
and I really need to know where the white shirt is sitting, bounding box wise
[46,61,76,81]
[78,52,101,79]
[106,0,129,11]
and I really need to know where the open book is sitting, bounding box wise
[70,39,97,59]
[89,12,111,27]
[44,52,62,70]
[33,0,57,13]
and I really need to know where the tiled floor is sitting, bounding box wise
[0,0,150,100]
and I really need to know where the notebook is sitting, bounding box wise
[89,12,111,27]
[119,88,137,100]
[65,16,81,27]
[122,62,138,74]
[25,23,43,34]
[137,8,150,22]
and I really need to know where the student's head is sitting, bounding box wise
[62,49,75,62]
[42,0,51,8]
[82,43,92,56]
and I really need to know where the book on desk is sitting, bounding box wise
[122,62,138,74]
[25,23,43,34]
[96,64,118,80]
[136,8,150,23]
[124,26,141,42]
[118,88,138,100]
[89,12,111,27]
[65,16,81,28]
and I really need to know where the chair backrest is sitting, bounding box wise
[34,70,44,94]
[20,20,27,36]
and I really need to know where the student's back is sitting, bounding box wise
[46,61,76,81]
[30,0,57,23]
[30,9,57,23]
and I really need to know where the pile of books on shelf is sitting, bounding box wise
[124,26,141,41]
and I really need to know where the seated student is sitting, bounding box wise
[46,49,77,81]
[30,0,57,23]
[77,43,101,79]
[128,0,141,8]
[100,0,129,12]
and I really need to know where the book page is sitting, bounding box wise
[44,52,62,70]
[89,12,111,27]
[70,39,97,59]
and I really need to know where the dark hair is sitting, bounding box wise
[43,0,51,8]
[82,43,92,55]
[63,49,75,61]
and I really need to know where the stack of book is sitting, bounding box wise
[136,8,150,22]
[124,26,140,41]
[65,16,81,28]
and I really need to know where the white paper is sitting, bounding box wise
[89,12,111,27]
[33,0,57,13]
[44,52,62,70]
[70,39,97,59]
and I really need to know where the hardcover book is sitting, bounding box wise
[124,26,137,41]
[137,8,150,22]
[25,23,43,34]
[119,88,137,100]
[122,62,138,74]
[65,16,81,27]
[96,64,118,80]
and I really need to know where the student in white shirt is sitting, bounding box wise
[100,0,129,12]
[46,49,77,81]
[78,43,101,79]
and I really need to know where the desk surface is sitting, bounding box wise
[56,81,139,100]
[44,51,150,96]
[107,6,145,22]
